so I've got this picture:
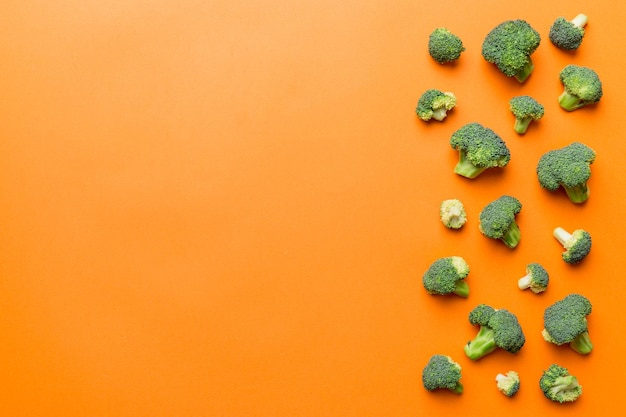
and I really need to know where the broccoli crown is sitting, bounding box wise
[439,199,467,229]
[543,293,592,350]
[496,371,520,397]
[558,65,603,111]
[549,16,585,51]
[509,95,544,134]
[478,195,522,248]
[449,122,510,179]
[416,89,457,122]
[422,354,463,394]
[465,304,525,360]
[539,364,582,403]
[428,28,465,64]
[422,256,470,297]
[481,19,541,82]
[518,263,549,293]
[536,142,596,203]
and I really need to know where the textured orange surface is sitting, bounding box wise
[1,1,625,416]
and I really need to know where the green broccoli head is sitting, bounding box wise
[542,293,593,355]
[553,227,592,264]
[439,199,467,229]
[496,371,520,397]
[478,195,522,248]
[422,354,463,394]
[558,64,603,111]
[481,19,541,82]
[509,95,544,134]
[464,304,525,360]
[549,14,588,51]
[416,89,457,122]
[536,142,596,203]
[422,256,470,297]
[428,28,465,64]
[518,263,549,293]
[449,123,510,179]
[539,364,582,403]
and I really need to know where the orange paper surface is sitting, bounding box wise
[1,1,625,416]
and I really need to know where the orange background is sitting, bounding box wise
[1,1,625,416]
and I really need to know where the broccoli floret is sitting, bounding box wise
[549,14,588,51]
[496,371,520,397]
[539,364,582,403]
[542,293,593,355]
[536,142,596,203]
[449,122,510,179]
[558,64,603,111]
[440,199,467,229]
[422,354,463,394]
[416,89,457,122]
[422,256,470,297]
[553,227,592,264]
[464,304,525,360]
[509,95,544,134]
[481,19,541,83]
[517,263,549,293]
[428,28,465,64]
[478,195,522,249]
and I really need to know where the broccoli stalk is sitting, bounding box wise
[509,95,544,134]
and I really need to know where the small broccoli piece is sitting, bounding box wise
[478,195,522,249]
[549,14,588,51]
[518,263,549,293]
[509,95,544,134]
[542,293,593,355]
[422,354,463,394]
[422,256,470,297]
[558,64,603,111]
[440,199,467,229]
[496,371,520,397]
[428,28,465,64]
[539,364,582,403]
[536,142,596,203]
[449,122,510,179]
[416,89,457,122]
[553,227,592,264]
[481,19,541,83]
[464,304,525,360]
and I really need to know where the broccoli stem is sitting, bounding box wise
[549,376,580,396]
[464,326,497,360]
[514,60,534,83]
[432,107,448,121]
[501,221,521,248]
[454,151,487,179]
[570,331,593,355]
[514,117,532,134]
[571,13,588,28]
[454,281,470,298]
[558,91,585,111]
[517,274,532,290]
[563,183,590,203]
[451,381,464,395]
[553,227,572,246]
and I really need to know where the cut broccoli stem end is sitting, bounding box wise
[570,331,593,355]
[451,382,464,395]
[514,60,534,83]
[500,222,521,248]
[514,117,532,134]
[558,91,585,111]
[464,327,497,360]
[454,280,470,298]
[454,152,487,179]
[563,183,590,203]
[432,107,448,122]
[553,227,572,247]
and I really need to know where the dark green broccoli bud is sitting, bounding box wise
[549,14,588,51]
[496,371,520,397]
[542,293,593,355]
[558,65,603,111]
[439,199,467,229]
[422,354,463,394]
[539,364,582,403]
[553,227,592,264]
[416,89,457,122]
[536,142,596,203]
[464,304,525,360]
[481,19,541,83]
[422,256,470,297]
[478,195,522,249]
[428,28,465,64]
[509,95,544,134]
[518,263,549,293]
[449,122,510,179]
